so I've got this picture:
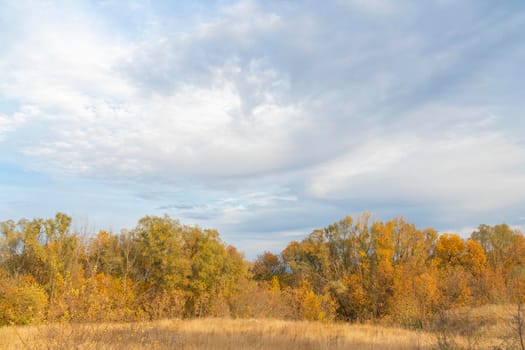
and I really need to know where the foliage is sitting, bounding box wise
[0,275,48,326]
[0,212,524,329]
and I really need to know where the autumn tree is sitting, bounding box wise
[1,212,524,327]
[131,215,190,318]
[183,227,250,317]
[472,224,525,301]
[252,251,287,284]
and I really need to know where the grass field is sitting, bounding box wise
[0,305,518,349]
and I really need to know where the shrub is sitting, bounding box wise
[0,275,48,326]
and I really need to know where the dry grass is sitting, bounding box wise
[0,304,518,350]
[430,303,520,349]
[0,318,434,350]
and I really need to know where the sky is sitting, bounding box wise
[1,0,525,258]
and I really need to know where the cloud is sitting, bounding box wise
[1,0,525,255]
[308,129,525,210]
[4,0,522,183]
[156,189,298,223]
[2,1,325,180]
[0,108,32,139]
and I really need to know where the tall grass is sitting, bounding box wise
[0,304,518,350]
[1,318,434,350]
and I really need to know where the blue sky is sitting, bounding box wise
[1,0,525,258]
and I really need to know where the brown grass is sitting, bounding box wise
[0,318,434,350]
[0,304,518,350]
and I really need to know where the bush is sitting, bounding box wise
[0,276,48,326]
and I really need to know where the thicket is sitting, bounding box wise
[0,212,524,328]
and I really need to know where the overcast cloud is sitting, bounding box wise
[1,0,524,257]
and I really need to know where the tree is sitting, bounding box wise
[252,251,286,283]
[184,227,250,317]
[435,234,465,268]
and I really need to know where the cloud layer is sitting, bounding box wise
[1,0,524,256]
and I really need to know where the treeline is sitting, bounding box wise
[254,214,525,327]
[0,213,524,328]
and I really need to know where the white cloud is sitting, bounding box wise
[308,127,525,214]
[337,0,402,15]
[158,189,298,225]
[1,0,525,251]
[0,106,37,139]
[0,2,310,180]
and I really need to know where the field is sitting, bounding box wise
[0,319,435,350]
[0,305,519,350]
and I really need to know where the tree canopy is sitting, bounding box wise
[0,212,523,327]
